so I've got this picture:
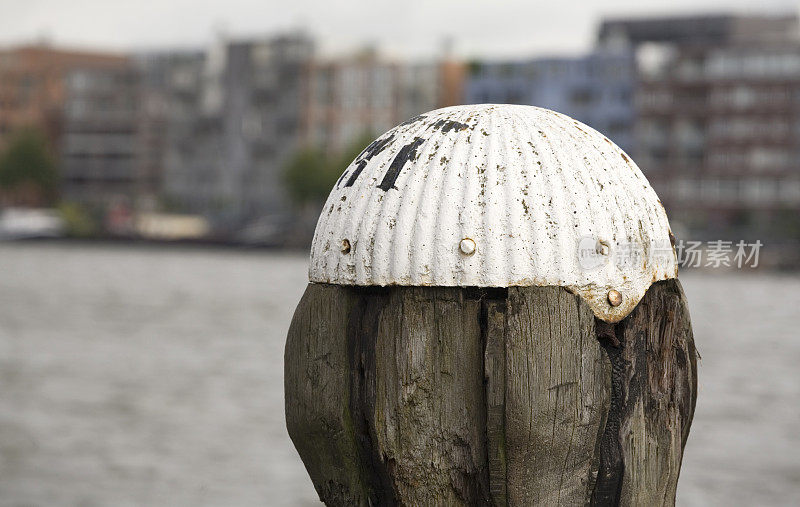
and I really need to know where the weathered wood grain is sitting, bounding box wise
[614,279,697,507]
[284,283,367,505]
[371,287,489,505]
[504,286,610,506]
[284,280,697,506]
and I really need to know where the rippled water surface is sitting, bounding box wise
[0,243,797,506]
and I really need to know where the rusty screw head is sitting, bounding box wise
[608,289,622,307]
[459,238,476,255]
[341,239,351,254]
[595,239,610,256]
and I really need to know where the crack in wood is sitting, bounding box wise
[591,319,626,507]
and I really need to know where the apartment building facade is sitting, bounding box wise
[59,62,141,212]
[617,14,800,240]
[136,50,206,206]
[158,34,314,237]
[303,52,466,155]
[636,43,800,237]
[0,45,129,146]
[464,50,636,153]
[303,51,399,154]
[0,45,144,214]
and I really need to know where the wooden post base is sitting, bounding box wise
[285,280,697,506]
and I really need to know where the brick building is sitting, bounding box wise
[303,50,399,154]
[0,45,128,148]
[0,45,142,214]
[304,50,466,155]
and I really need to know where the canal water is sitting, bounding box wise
[0,242,798,506]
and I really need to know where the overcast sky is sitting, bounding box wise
[1,0,797,59]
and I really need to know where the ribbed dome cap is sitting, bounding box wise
[309,104,677,322]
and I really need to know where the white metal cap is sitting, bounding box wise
[309,104,677,322]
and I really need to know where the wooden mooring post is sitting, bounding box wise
[285,105,698,506]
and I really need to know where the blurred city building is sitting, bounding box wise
[150,34,314,240]
[614,14,800,258]
[398,50,465,122]
[0,45,128,148]
[464,49,635,152]
[303,49,399,154]
[398,62,441,126]
[597,13,799,47]
[136,50,206,209]
[439,56,466,109]
[60,61,140,227]
[303,48,465,154]
[0,45,141,212]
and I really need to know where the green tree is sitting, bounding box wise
[283,147,333,205]
[333,133,375,178]
[466,59,484,76]
[283,133,374,206]
[58,201,97,237]
[0,127,57,205]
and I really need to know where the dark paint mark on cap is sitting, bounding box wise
[340,133,396,188]
[399,114,427,126]
[430,118,470,133]
[378,137,425,191]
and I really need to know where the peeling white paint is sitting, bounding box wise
[309,104,677,322]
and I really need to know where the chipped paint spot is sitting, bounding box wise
[400,114,427,126]
[430,118,470,133]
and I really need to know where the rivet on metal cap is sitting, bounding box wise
[459,238,476,255]
[341,239,351,254]
[608,289,622,307]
